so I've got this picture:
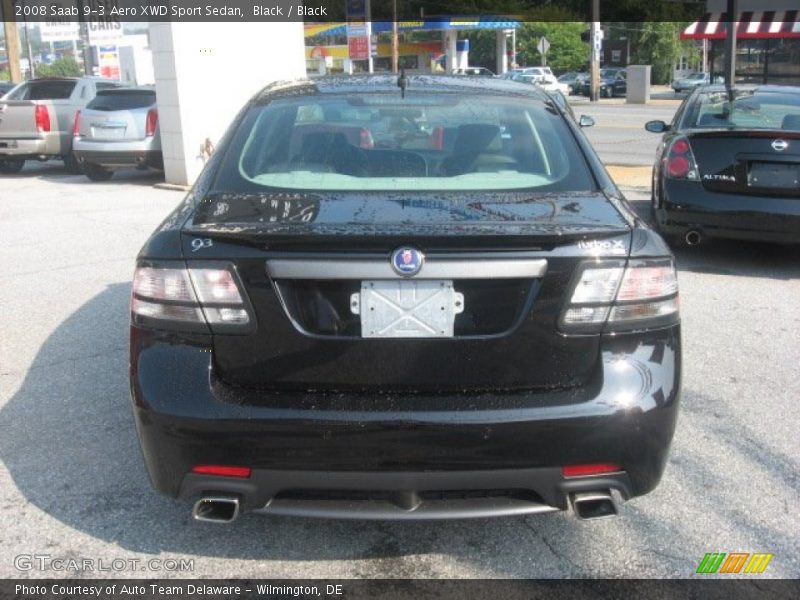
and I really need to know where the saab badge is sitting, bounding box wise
[391,247,424,277]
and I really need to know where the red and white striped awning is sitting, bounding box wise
[681,10,800,40]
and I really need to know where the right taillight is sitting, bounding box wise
[145,108,158,137]
[664,136,699,181]
[131,262,253,333]
[35,104,50,133]
[72,110,81,137]
[561,258,679,333]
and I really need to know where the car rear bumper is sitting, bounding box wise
[130,325,681,518]
[73,143,162,169]
[0,133,62,158]
[659,180,800,243]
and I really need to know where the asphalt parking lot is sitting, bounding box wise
[1,163,798,579]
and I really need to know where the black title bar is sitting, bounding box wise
[2,0,706,23]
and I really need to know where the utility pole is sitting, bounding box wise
[589,0,600,102]
[723,0,738,88]
[21,12,34,79]
[77,0,93,75]
[1,0,23,82]
[391,0,399,74]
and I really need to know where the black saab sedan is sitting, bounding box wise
[129,76,681,523]
[646,85,800,245]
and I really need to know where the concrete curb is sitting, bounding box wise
[154,182,191,192]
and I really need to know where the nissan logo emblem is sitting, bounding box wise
[771,139,789,152]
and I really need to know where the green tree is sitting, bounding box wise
[35,57,82,78]
[516,21,587,73]
[635,22,698,84]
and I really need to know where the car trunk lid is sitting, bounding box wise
[183,190,632,393]
[691,130,800,197]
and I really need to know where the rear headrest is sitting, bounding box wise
[781,114,800,131]
[697,112,726,127]
[452,124,501,154]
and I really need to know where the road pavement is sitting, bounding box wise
[571,99,680,166]
[1,157,798,579]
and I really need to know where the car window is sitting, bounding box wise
[686,90,800,130]
[5,80,76,100]
[209,93,596,198]
[86,90,156,111]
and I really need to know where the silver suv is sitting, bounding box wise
[72,87,162,181]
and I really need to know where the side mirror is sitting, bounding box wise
[578,115,595,128]
[645,120,669,133]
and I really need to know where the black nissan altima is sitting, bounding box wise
[129,76,681,523]
[646,84,800,246]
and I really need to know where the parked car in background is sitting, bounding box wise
[451,67,495,77]
[557,72,588,95]
[72,86,162,181]
[671,72,710,93]
[0,81,15,97]
[0,76,125,174]
[503,67,553,82]
[646,84,800,246]
[511,72,570,95]
[580,68,627,98]
[130,75,681,524]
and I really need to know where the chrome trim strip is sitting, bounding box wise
[266,258,548,280]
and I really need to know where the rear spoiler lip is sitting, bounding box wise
[687,129,800,139]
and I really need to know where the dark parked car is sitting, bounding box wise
[580,68,627,98]
[0,81,15,96]
[646,85,800,245]
[130,76,681,523]
[558,72,587,95]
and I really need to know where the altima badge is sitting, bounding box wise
[391,247,424,277]
[771,139,788,152]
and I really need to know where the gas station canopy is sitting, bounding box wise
[305,19,520,38]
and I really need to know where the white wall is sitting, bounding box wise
[150,22,306,186]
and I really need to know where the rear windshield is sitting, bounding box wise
[86,90,156,111]
[5,80,76,100]
[686,90,800,130]
[212,93,595,193]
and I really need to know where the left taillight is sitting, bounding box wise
[72,110,81,137]
[664,136,700,181]
[145,108,158,137]
[131,263,254,333]
[35,104,50,133]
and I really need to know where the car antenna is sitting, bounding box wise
[397,67,408,99]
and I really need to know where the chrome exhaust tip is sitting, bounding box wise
[570,491,619,521]
[192,496,240,523]
[684,229,702,246]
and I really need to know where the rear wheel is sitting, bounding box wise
[0,159,25,174]
[82,162,114,182]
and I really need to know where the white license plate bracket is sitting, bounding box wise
[352,280,464,338]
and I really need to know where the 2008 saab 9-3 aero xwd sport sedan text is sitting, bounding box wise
[129,76,682,523]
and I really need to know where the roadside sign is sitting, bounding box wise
[40,21,80,43]
[85,0,124,45]
[348,37,369,61]
[537,37,550,55]
[97,45,121,80]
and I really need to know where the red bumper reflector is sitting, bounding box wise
[191,465,251,478]
[562,463,622,477]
